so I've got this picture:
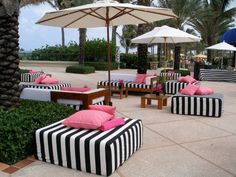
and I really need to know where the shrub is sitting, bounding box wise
[0,100,76,164]
[120,53,138,69]
[85,62,118,70]
[174,69,190,76]
[66,65,95,74]
[20,69,30,74]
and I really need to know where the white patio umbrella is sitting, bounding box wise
[36,0,176,103]
[206,41,236,68]
[131,25,201,79]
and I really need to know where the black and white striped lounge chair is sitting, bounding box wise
[20,82,71,90]
[171,93,223,117]
[35,118,143,176]
[21,73,43,82]
[164,80,200,95]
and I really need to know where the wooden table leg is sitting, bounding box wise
[120,90,123,99]
[125,89,128,97]
[157,99,163,109]
[147,98,151,105]
[163,97,167,106]
[141,97,146,108]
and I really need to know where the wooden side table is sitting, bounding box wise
[111,87,128,99]
[141,94,169,109]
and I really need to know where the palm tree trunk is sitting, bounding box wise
[61,27,65,47]
[79,28,87,65]
[157,43,161,67]
[0,11,20,108]
[112,26,117,45]
[174,45,181,70]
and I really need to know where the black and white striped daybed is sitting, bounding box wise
[21,73,43,82]
[35,118,143,176]
[171,93,223,117]
[165,80,200,95]
[20,82,71,90]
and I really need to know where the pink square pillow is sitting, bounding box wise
[180,84,199,95]
[195,86,214,95]
[61,87,91,92]
[182,75,196,83]
[177,76,185,82]
[34,74,46,84]
[62,110,113,129]
[134,74,146,83]
[88,105,116,115]
[41,76,59,84]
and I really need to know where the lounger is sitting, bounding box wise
[171,93,223,117]
[164,80,200,94]
[35,118,143,176]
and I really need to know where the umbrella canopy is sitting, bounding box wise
[193,54,207,59]
[206,41,236,51]
[131,25,201,44]
[36,0,176,103]
[221,28,236,45]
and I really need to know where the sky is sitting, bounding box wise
[19,1,236,52]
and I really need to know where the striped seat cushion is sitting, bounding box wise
[160,72,181,80]
[35,118,143,176]
[20,83,71,90]
[165,80,200,95]
[97,81,151,89]
[199,69,233,82]
[171,93,223,117]
[21,73,43,82]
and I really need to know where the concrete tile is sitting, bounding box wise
[183,135,236,175]
[142,127,174,150]
[147,120,231,143]
[0,163,9,171]
[12,161,121,177]
[2,166,19,174]
[0,171,10,177]
[118,145,233,177]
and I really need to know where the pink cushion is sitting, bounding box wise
[99,118,125,131]
[40,76,59,84]
[180,84,199,95]
[195,86,214,95]
[88,105,116,115]
[134,74,146,83]
[61,87,91,92]
[182,75,196,83]
[177,76,185,82]
[34,74,46,84]
[29,70,38,74]
[62,110,113,129]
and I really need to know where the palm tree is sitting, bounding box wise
[117,25,137,54]
[158,0,202,70]
[0,0,46,108]
[188,0,236,61]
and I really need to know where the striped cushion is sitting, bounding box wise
[21,73,43,82]
[20,83,71,90]
[165,80,200,95]
[160,72,181,80]
[35,118,143,176]
[97,81,151,89]
[171,93,223,117]
[199,69,233,82]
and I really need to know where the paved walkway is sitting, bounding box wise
[2,66,236,177]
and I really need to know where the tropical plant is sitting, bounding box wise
[188,0,236,61]
[117,25,137,54]
[158,0,202,70]
[0,0,47,108]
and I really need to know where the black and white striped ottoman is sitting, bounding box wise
[171,93,223,117]
[165,80,200,95]
[35,118,143,176]
[21,73,43,82]
[20,83,71,90]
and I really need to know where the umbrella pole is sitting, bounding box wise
[164,37,167,82]
[106,8,112,105]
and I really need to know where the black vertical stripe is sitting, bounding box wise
[182,96,185,114]
[176,96,179,114]
[187,96,191,115]
[206,98,209,117]
[200,98,203,115]
[194,97,197,115]
[212,98,216,117]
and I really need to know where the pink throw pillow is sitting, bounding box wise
[177,76,185,82]
[88,105,116,115]
[195,86,214,95]
[41,76,59,84]
[29,70,38,74]
[61,87,91,92]
[182,75,196,83]
[62,110,113,129]
[99,118,125,131]
[180,84,199,95]
[34,74,46,84]
[134,74,146,83]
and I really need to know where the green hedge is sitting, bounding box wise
[0,100,76,164]
[66,65,95,74]
[85,62,118,70]
[20,69,30,74]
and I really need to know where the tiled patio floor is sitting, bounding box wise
[1,66,236,177]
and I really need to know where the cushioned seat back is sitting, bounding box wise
[109,73,136,82]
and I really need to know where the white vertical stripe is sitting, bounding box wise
[184,97,188,114]
[128,129,133,155]
[125,132,129,160]
[209,98,213,117]
[202,98,206,116]
[190,97,194,115]
[115,139,120,169]
[179,97,182,114]
[215,99,219,117]
[196,97,200,115]
[110,144,115,173]
[70,130,89,170]
[120,135,125,164]
[132,126,137,152]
